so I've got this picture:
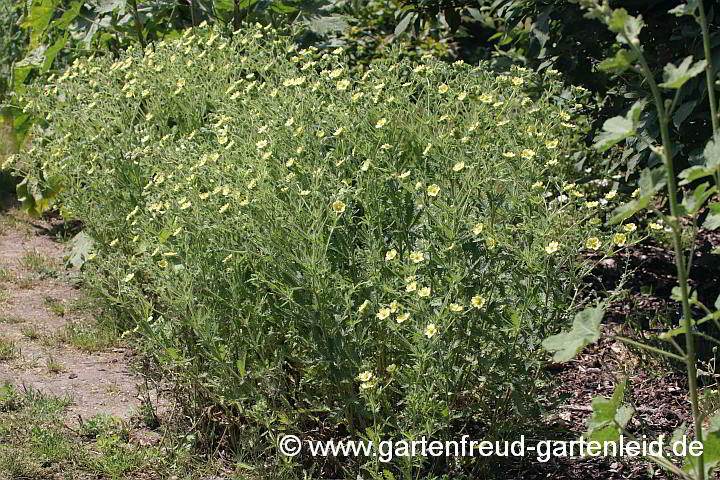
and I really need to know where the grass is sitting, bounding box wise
[19,325,41,341]
[0,315,23,324]
[0,384,240,479]
[0,266,13,283]
[20,250,58,279]
[43,296,65,316]
[45,355,64,374]
[0,337,17,361]
[57,319,118,352]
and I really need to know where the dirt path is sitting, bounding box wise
[0,197,140,423]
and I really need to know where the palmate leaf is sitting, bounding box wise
[593,99,645,152]
[597,49,637,74]
[587,379,634,443]
[658,56,707,89]
[66,231,94,269]
[542,305,604,362]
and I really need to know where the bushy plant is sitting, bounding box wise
[9,24,612,477]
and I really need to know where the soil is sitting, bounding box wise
[0,195,140,424]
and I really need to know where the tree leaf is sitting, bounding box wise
[542,305,604,362]
[680,182,716,215]
[54,0,82,29]
[394,11,416,36]
[705,134,720,170]
[41,34,67,72]
[704,202,720,230]
[608,196,650,224]
[679,165,714,185]
[659,56,707,89]
[593,99,645,152]
[638,167,667,195]
[21,0,56,49]
[597,49,637,74]
[66,231,94,269]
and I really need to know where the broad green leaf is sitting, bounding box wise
[705,134,720,170]
[41,34,67,72]
[608,196,650,224]
[587,379,633,442]
[95,0,126,14]
[21,0,56,49]
[270,1,298,14]
[669,0,699,16]
[395,12,416,36]
[704,202,720,230]
[15,45,48,67]
[685,410,720,476]
[673,100,697,128]
[66,231,94,269]
[638,167,667,195]
[680,182,716,215]
[607,9,644,45]
[54,0,82,29]
[679,165,714,185]
[659,56,707,89]
[597,49,637,74]
[542,305,604,362]
[593,99,645,152]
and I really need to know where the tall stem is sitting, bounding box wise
[128,0,146,50]
[698,0,718,134]
[634,46,705,480]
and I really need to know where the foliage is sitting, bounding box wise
[542,1,720,478]
[8,24,614,477]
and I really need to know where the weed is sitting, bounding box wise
[45,355,64,374]
[43,296,65,316]
[20,250,57,278]
[19,325,41,340]
[0,337,17,360]
[58,320,117,352]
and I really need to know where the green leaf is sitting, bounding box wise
[41,34,67,72]
[638,167,667,195]
[685,410,720,476]
[680,182,716,215]
[95,0,126,14]
[542,305,604,362]
[54,1,82,29]
[608,196,650,224]
[21,0,56,49]
[659,56,707,89]
[587,379,634,443]
[607,9,644,45]
[597,49,637,74]
[704,134,720,170]
[66,231,94,269]
[679,165,714,185]
[15,45,48,67]
[593,99,645,152]
[443,8,461,33]
[704,202,720,230]
[395,12,416,36]
[669,0,699,16]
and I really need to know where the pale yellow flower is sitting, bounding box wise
[375,118,388,128]
[623,223,637,232]
[449,303,464,312]
[452,161,465,172]
[585,237,601,250]
[385,249,397,261]
[605,190,617,200]
[424,323,438,338]
[545,139,559,149]
[417,287,431,297]
[406,281,417,293]
[520,149,536,159]
[376,308,391,320]
[396,312,410,323]
[390,300,400,313]
[357,371,373,382]
[612,233,627,246]
[409,251,425,263]
[438,84,449,94]
[471,296,487,309]
[427,184,440,197]
[649,222,663,230]
[332,200,346,213]
[545,241,560,254]
[472,223,484,235]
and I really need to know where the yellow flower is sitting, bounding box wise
[438,84,449,94]
[380,143,392,150]
[502,152,516,158]
[472,223,484,235]
[333,127,344,136]
[358,299,370,313]
[360,382,374,390]
[623,223,637,232]
[409,251,425,263]
[424,323,438,338]
[157,260,169,268]
[631,188,640,198]
[376,308,391,320]
[332,200,346,213]
[449,303,464,312]
[122,272,135,282]
[485,237,496,249]
[545,241,560,254]
[605,190,617,200]
[427,184,440,197]
[452,161,465,172]
[219,203,229,213]
[612,233,627,246]
[585,201,599,208]
[417,287,431,297]
[532,181,544,189]
[406,281,417,293]
[511,77,524,86]
[649,222,663,230]
[471,296,487,309]
[520,149,536,159]
[375,118,388,128]
[385,249,397,261]
[479,93,493,103]
[390,300,400,313]
[585,237,601,250]
[386,364,397,373]
[256,139,268,149]
[396,312,410,323]
[357,371,373,382]
[545,139,559,149]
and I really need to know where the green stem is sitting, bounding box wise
[128,0,146,50]
[697,0,718,134]
[613,335,686,362]
[631,42,706,480]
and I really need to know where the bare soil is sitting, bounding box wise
[0,196,140,424]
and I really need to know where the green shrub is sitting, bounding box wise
[11,25,613,477]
